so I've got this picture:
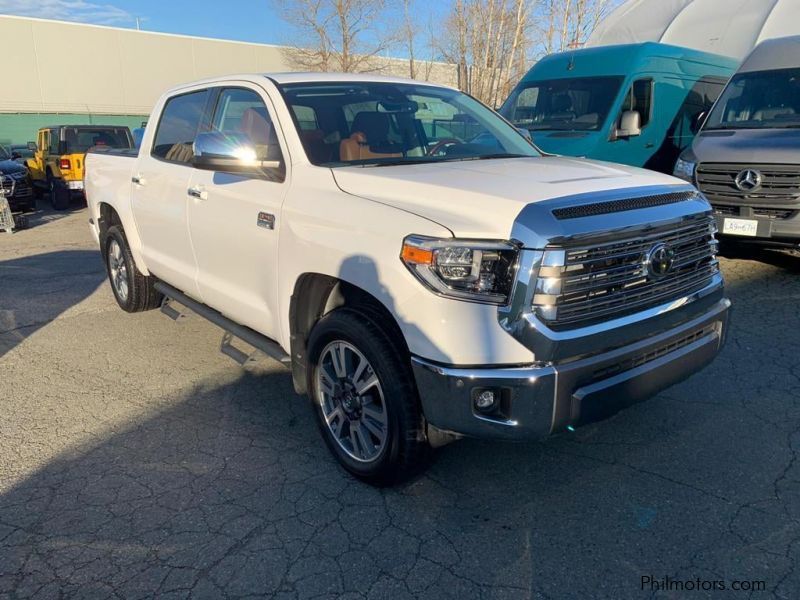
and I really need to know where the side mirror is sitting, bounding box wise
[11,152,21,160]
[616,110,642,138]
[192,131,281,175]
[27,141,37,151]
[517,127,532,141]
[691,111,707,134]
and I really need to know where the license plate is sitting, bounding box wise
[722,218,758,237]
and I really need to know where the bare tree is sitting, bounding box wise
[273,0,396,72]
[438,0,532,106]
[402,0,417,79]
[535,0,617,57]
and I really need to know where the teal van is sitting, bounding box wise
[499,42,738,173]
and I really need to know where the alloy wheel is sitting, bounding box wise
[107,239,129,303]
[315,340,388,462]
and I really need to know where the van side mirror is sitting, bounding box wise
[11,152,21,160]
[27,141,37,151]
[616,110,642,138]
[691,111,707,134]
[192,131,282,175]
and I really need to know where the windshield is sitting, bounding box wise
[277,82,539,167]
[0,145,9,160]
[705,68,800,130]
[500,76,624,132]
[62,127,133,153]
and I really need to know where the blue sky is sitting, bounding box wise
[0,1,290,44]
[0,0,442,48]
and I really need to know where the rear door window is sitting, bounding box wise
[152,89,211,164]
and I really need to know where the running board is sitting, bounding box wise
[154,282,291,367]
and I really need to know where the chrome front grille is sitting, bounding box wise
[696,163,800,205]
[0,173,30,198]
[532,216,719,330]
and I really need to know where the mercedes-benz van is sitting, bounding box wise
[674,36,800,248]
[500,43,737,173]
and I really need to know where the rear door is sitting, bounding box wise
[186,83,289,339]
[130,87,212,298]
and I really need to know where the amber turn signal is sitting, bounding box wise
[401,244,434,265]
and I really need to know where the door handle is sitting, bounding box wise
[131,175,147,186]
[187,185,208,200]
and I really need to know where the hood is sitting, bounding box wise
[331,156,682,238]
[0,159,26,175]
[530,130,601,158]
[692,128,800,164]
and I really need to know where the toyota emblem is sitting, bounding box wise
[735,169,762,191]
[647,243,675,278]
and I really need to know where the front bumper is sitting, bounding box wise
[412,297,729,440]
[713,211,800,246]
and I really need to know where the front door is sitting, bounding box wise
[605,77,661,168]
[130,87,212,298]
[187,84,289,339]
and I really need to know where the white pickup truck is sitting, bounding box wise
[85,73,729,484]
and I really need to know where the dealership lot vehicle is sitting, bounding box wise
[27,124,134,210]
[0,208,797,598]
[0,145,34,213]
[500,42,737,173]
[85,73,728,484]
[675,35,800,250]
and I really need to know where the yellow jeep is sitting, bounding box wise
[27,125,134,210]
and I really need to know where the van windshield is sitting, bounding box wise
[705,68,800,130]
[500,76,623,132]
[62,127,133,153]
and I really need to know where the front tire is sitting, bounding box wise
[307,308,431,485]
[104,225,162,312]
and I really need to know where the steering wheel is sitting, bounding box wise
[426,138,462,156]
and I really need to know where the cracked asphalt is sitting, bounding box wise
[1,207,799,599]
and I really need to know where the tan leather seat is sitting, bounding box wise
[339,112,402,162]
[165,142,194,163]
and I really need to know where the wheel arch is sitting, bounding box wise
[97,201,150,275]
[288,273,411,394]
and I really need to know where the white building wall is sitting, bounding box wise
[0,15,456,116]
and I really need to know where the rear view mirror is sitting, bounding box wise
[617,110,642,138]
[192,131,281,175]
[27,141,36,151]
[691,111,707,134]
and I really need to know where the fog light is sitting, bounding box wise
[474,389,497,411]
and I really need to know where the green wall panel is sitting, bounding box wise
[0,113,148,146]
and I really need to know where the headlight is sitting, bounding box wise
[673,157,696,181]
[400,235,519,304]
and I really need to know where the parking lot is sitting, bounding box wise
[0,207,798,598]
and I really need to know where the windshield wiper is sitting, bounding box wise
[369,157,445,167]
[456,153,530,161]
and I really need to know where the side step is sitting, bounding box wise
[154,281,291,367]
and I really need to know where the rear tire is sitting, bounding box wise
[48,173,70,211]
[104,225,162,312]
[307,308,431,485]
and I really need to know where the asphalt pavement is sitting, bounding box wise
[1,206,798,599]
